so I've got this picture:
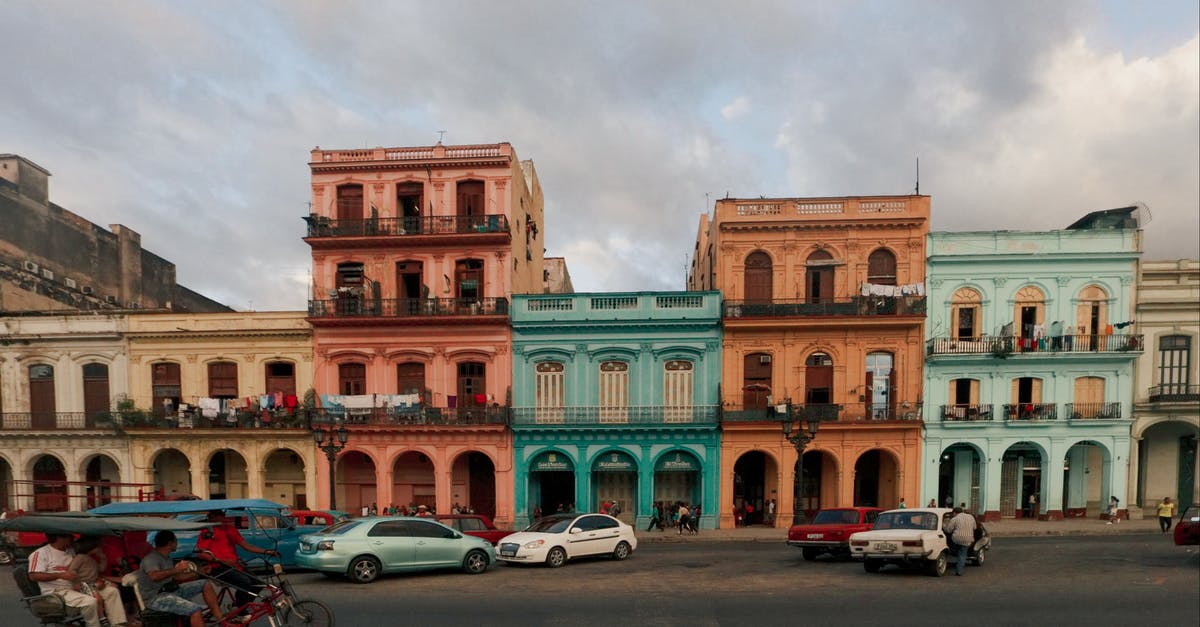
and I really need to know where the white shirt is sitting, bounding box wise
[28,544,75,593]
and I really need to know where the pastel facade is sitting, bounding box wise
[510,292,723,529]
[921,209,1143,521]
[304,143,546,524]
[688,196,929,527]
[1129,259,1199,513]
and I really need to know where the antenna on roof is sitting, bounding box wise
[437,130,446,144]
[914,156,920,195]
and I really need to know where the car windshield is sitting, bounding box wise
[523,517,574,533]
[315,521,361,535]
[812,510,859,524]
[873,512,938,530]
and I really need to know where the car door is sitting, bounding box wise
[566,515,617,557]
[408,520,463,568]
[366,521,416,571]
[591,515,623,554]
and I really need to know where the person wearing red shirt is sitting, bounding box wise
[195,510,278,610]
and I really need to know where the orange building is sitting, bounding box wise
[304,142,548,526]
[688,196,928,527]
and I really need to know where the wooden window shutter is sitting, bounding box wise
[970,379,980,405]
[1010,378,1020,403]
[1031,378,1043,403]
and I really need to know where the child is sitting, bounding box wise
[69,536,128,627]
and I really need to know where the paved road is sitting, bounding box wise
[2,535,1196,626]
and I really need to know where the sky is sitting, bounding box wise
[2,0,1197,311]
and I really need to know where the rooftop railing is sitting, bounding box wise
[304,214,509,238]
[927,334,1143,356]
[724,296,925,318]
[308,297,508,319]
[510,406,718,426]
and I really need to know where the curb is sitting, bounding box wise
[634,529,1164,544]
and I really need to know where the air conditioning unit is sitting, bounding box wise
[128,301,140,309]
[22,260,38,273]
[81,286,94,295]
[759,355,772,364]
[104,295,118,304]
[63,277,77,289]
[40,268,54,280]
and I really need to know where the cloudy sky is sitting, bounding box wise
[2,1,1197,310]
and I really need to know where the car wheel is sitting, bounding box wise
[348,556,380,584]
[863,558,881,573]
[0,547,14,566]
[545,546,567,568]
[462,549,489,574]
[612,541,632,561]
[973,548,986,567]
[928,551,948,577]
[801,548,819,561]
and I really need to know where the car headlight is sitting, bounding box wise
[523,539,545,549]
[316,540,335,551]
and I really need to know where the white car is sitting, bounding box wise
[496,513,638,568]
[848,508,990,577]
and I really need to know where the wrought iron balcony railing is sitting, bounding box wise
[510,406,718,426]
[1147,384,1200,403]
[724,296,925,318]
[1065,402,1123,420]
[308,297,509,318]
[1003,403,1058,421]
[720,402,921,423]
[927,334,1143,356]
[0,412,99,430]
[304,214,509,238]
[939,404,996,422]
[310,406,509,426]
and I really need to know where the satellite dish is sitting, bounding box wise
[1133,201,1153,226]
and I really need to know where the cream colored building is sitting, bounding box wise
[1130,259,1200,514]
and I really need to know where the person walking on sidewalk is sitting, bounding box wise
[1157,497,1176,532]
[647,502,660,531]
[1106,496,1121,524]
[942,507,977,577]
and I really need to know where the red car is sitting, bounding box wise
[787,507,884,560]
[1175,505,1200,546]
[436,514,509,545]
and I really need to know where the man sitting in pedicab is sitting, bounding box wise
[137,530,224,627]
[194,509,280,613]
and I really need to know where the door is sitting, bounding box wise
[742,353,772,410]
[744,252,772,303]
[397,363,425,396]
[804,353,833,404]
[264,362,296,396]
[152,362,182,417]
[29,365,56,428]
[82,363,110,420]
[336,184,364,221]
[456,181,485,231]
[567,515,620,557]
[457,362,486,408]
[806,250,834,303]
[339,364,366,396]
[367,520,416,570]
[408,520,463,567]
[396,261,424,314]
[455,259,485,305]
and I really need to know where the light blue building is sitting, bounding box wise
[922,208,1143,521]
[510,292,722,529]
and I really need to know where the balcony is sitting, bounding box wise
[724,296,925,319]
[510,406,719,427]
[0,412,103,430]
[118,410,311,429]
[310,406,509,427]
[939,404,996,422]
[720,402,921,424]
[927,334,1143,357]
[1002,403,1058,421]
[1065,402,1122,420]
[308,297,509,323]
[1147,384,1200,403]
[303,214,510,247]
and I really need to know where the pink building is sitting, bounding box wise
[305,142,547,525]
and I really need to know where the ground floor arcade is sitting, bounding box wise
[922,425,1132,521]
[1130,410,1198,515]
[511,429,720,530]
[0,434,135,512]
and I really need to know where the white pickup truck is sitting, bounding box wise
[848,508,990,577]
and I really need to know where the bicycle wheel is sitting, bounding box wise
[281,599,334,626]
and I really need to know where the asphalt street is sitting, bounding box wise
[2,535,1196,626]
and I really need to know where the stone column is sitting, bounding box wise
[246,463,264,500]
[1064,446,1088,514]
[435,449,453,516]
[637,445,654,531]
[190,467,211,500]
[982,448,1004,521]
[1043,442,1066,520]
[374,462,392,513]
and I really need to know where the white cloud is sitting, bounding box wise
[721,96,751,120]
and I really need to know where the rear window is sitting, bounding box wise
[873,512,938,530]
[523,517,573,533]
[317,521,361,535]
[459,518,488,532]
[812,510,860,524]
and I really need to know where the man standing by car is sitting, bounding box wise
[196,510,278,611]
[1157,497,1176,533]
[942,507,977,577]
[28,533,104,627]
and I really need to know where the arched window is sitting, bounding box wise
[535,362,565,409]
[598,361,629,422]
[336,183,364,221]
[1013,286,1046,344]
[806,250,835,303]
[397,362,425,396]
[744,252,772,302]
[1076,285,1108,344]
[804,352,833,404]
[867,249,897,286]
[663,360,694,422]
[951,287,982,339]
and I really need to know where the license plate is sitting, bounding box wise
[875,542,897,552]
[500,549,517,557]
[806,533,823,540]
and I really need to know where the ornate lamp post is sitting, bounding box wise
[781,399,822,525]
[312,424,349,510]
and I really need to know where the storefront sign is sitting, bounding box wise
[655,452,700,472]
[530,452,573,472]
[593,452,636,472]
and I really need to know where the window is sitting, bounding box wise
[336,184,364,221]
[744,251,772,302]
[951,287,982,339]
[573,516,604,532]
[1157,335,1191,391]
[397,182,423,220]
[867,249,897,286]
[598,361,629,422]
[265,362,296,396]
[865,352,894,419]
[458,518,487,532]
[82,363,110,419]
[408,520,452,538]
[455,259,485,301]
[397,363,425,396]
[806,250,835,303]
[207,361,238,398]
[339,363,366,395]
[152,362,181,417]
[457,362,486,407]
[663,360,694,422]
[1013,286,1045,339]
[1013,377,1043,404]
[535,362,565,421]
[804,353,833,404]
[743,353,773,409]
[368,521,410,537]
[28,364,56,426]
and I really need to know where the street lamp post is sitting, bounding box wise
[312,424,349,510]
[781,399,822,526]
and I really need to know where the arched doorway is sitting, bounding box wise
[804,353,833,404]
[854,449,899,507]
[152,449,192,499]
[796,450,836,518]
[82,454,120,508]
[336,451,376,514]
[528,451,575,515]
[744,252,772,303]
[208,450,248,500]
[938,443,983,512]
[31,455,67,512]
[1001,442,1045,518]
[393,452,437,512]
[264,449,306,509]
[1137,420,1198,514]
[451,452,495,518]
[733,451,777,525]
[0,457,12,511]
[654,450,702,514]
[805,250,834,303]
[592,450,637,524]
[1063,441,1112,517]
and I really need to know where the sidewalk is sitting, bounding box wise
[635,517,1163,543]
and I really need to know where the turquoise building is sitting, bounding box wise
[510,291,722,529]
[922,208,1143,521]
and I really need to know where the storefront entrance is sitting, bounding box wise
[529,451,576,515]
[592,451,637,524]
[654,450,702,510]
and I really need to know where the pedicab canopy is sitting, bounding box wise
[89,499,289,516]
[0,515,215,536]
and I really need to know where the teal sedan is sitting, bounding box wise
[294,517,495,583]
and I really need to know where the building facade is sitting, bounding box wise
[922,209,1143,521]
[1129,259,1199,514]
[689,196,929,527]
[510,291,723,529]
[304,143,547,524]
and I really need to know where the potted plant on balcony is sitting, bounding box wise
[990,340,1013,359]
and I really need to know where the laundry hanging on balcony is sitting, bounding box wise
[860,281,924,297]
